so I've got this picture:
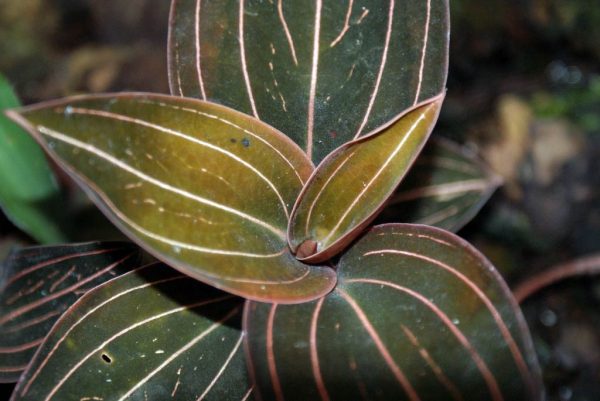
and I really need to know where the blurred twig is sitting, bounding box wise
[514,253,600,303]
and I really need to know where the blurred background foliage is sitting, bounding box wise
[0,0,598,400]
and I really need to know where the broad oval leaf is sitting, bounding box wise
[245,224,543,401]
[0,73,65,244]
[168,0,450,163]
[376,138,503,231]
[7,94,336,303]
[11,263,254,401]
[288,95,443,262]
[0,242,140,382]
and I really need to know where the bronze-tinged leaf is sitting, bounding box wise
[288,95,444,263]
[0,242,140,383]
[6,94,336,303]
[11,263,254,401]
[245,224,543,401]
[168,0,449,163]
[377,138,503,231]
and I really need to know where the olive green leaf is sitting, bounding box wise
[11,263,254,401]
[245,224,543,401]
[168,0,449,163]
[0,73,65,244]
[288,94,444,262]
[6,94,336,303]
[377,138,503,231]
[0,242,140,382]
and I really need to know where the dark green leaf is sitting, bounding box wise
[168,0,449,163]
[377,138,502,231]
[288,95,443,262]
[7,93,336,303]
[0,242,140,382]
[245,224,543,401]
[0,73,64,243]
[11,263,254,401]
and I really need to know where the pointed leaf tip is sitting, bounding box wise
[8,93,335,303]
[288,94,445,263]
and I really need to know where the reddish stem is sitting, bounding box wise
[513,254,600,303]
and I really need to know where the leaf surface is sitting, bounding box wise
[0,242,140,382]
[7,93,336,303]
[168,0,449,163]
[0,74,65,243]
[377,138,502,231]
[245,224,543,401]
[11,263,254,401]
[288,95,443,262]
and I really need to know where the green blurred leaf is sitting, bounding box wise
[0,242,141,382]
[8,93,336,303]
[11,263,254,401]
[0,73,65,243]
[288,95,443,262]
[168,0,449,163]
[377,138,502,231]
[245,224,543,401]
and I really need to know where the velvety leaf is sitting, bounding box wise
[245,224,543,401]
[0,73,65,243]
[7,93,336,303]
[376,138,502,231]
[168,0,449,163]
[0,242,140,382]
[288,95,443,262]
[11,263,254,401]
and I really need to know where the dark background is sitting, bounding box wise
[1,1,599,399]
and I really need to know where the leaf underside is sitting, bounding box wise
[169,0,449,163]
[288,95,443,262]
[11,263,253,401]
[245,224,543,401]
[0,242,140,382]
[7,93,336,303]
[377,138,502,231]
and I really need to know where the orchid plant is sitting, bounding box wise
[0,1,544,400]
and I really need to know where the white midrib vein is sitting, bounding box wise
[136,99,306,185]
[413,0,432,105]
[354,0,395,139]
[306,0,323,161]
[37,125,285,239]
[44,297,235,401]
[239,0,260,119]
[66,107,291,220]
[321,113,426,246]
[108,201,285,259]
[195,0,207,100]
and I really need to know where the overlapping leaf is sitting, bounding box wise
[11,263,253,401]
[7,93,336,303]
[0,242,140,382]
[245,224,543,401]
[377,138,502,231]
[288,95,443,262]
[169,0,449,163]
[0,73,65,244]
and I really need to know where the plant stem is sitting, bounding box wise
[513,254,600,303]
